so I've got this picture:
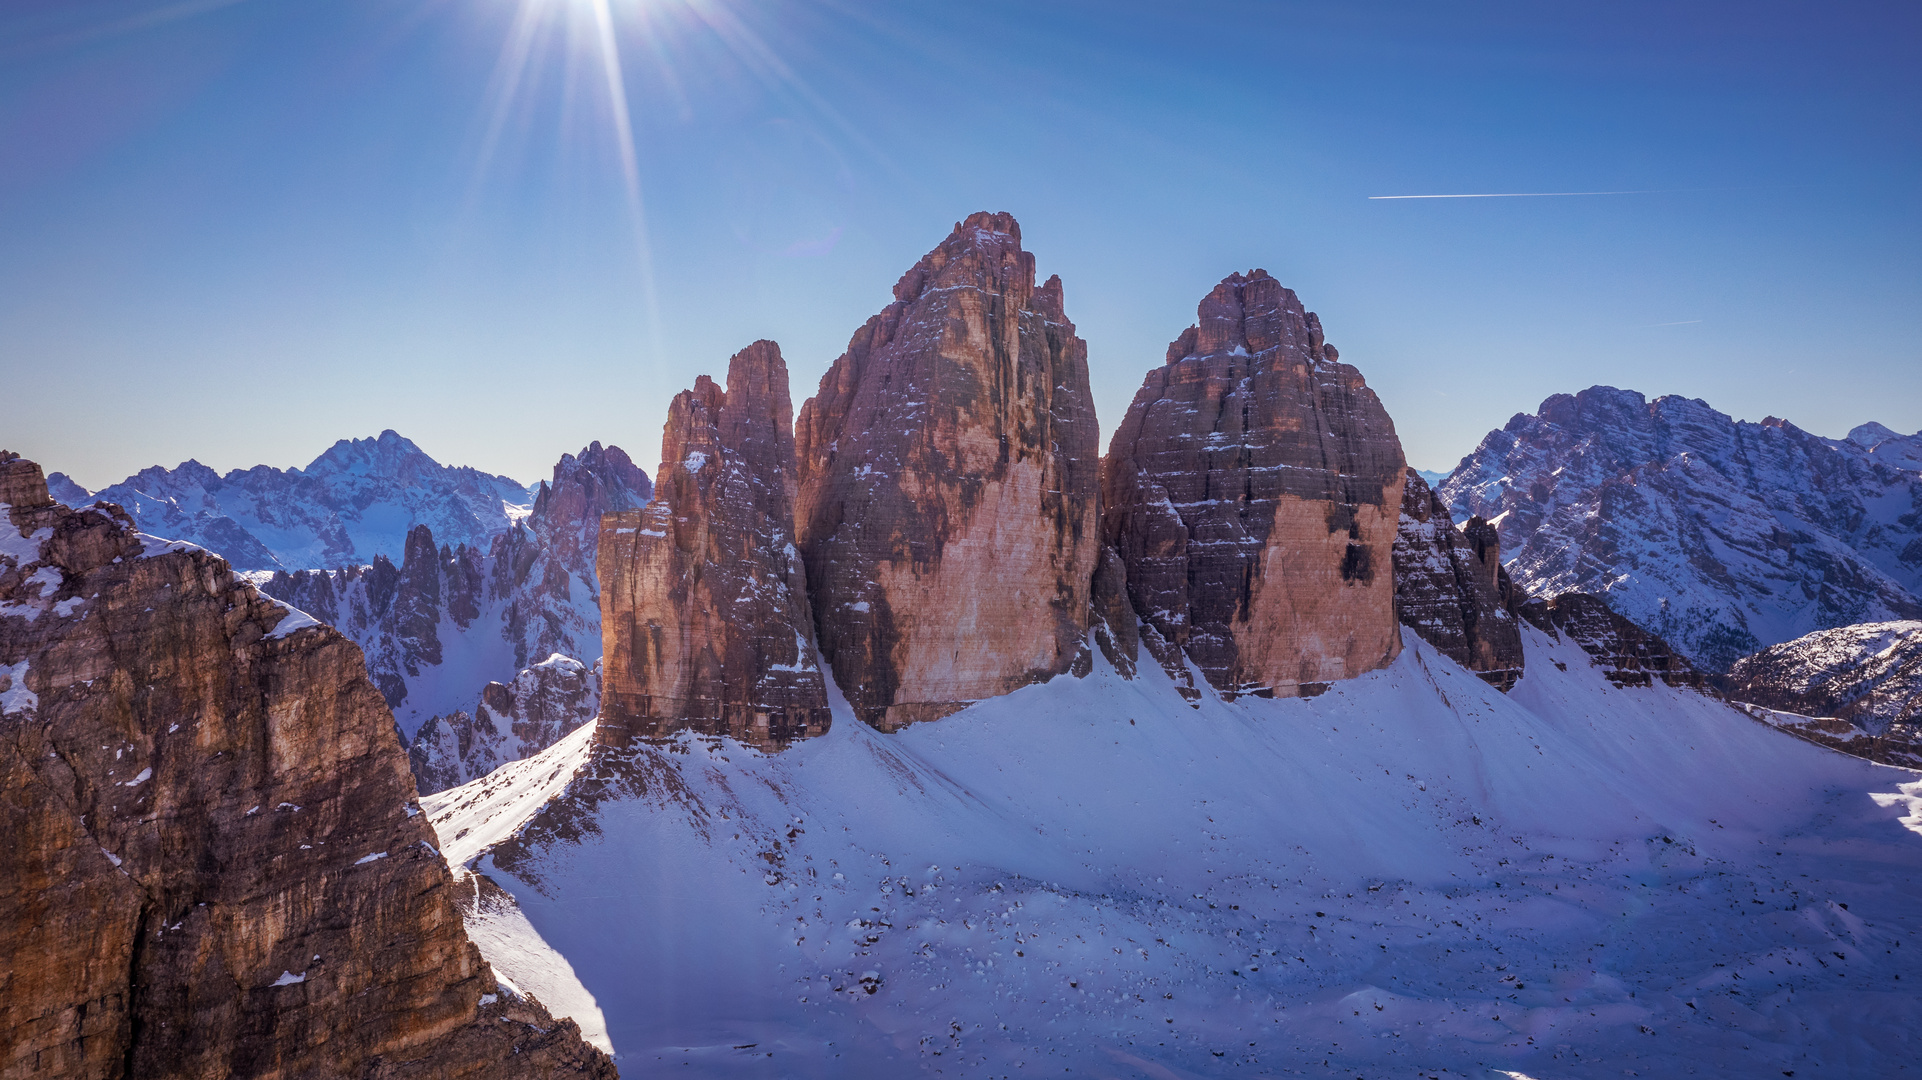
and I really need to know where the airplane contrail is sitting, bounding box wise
[1368,190,1660,199]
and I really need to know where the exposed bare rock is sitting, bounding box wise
[794,212,1101,730]
[1725,620,1922,767]
[1520,592,1706,690]
[1393,471,1525,690]
[0,453,614,1079]
[410,655,602,794]
[599,341,830,747]
[1441,387,1922,671]
[1101,270,1405,700]
[260,445,650,738]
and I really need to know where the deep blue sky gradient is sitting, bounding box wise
[3,0,1917,488]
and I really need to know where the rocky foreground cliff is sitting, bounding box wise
[598,341,831,748]
[794,212,1101,730]
[1101,269,1406,700]
[0,452,612,1079]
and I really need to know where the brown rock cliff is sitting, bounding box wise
[794,212,1101,730]
[598,341,831,747]
[1101,271,1406,700]
[0,452,613,1079]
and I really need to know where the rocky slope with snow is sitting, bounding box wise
[54,430,535,572]
[410,654,603,795]
[1393,470,1526,690]
[1441,386,1922,671]
[422,615,1922,1079]
[0,452,613,1078]
[1725,620,1922,768]
[259,443,649,739]
[794,212,1102,731]
[600,341,831,749]
[1103,269,1406,700]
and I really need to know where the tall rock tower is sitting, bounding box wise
[598,340,831,748]
[795,212,1101,730]
[1102,270,1406,699]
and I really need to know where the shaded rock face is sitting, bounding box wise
[600,341,830,747]
[1101,270,1405,700]
[410,655,602,795]
[1520,593,1706,690]
[260,445,650,738]
[63,430,533,572]
[1392,472,1525,690]
[1725,620,1922,768]
[1441,387,1922,672]
[794,212,1101,730]
[0,453,614,1079]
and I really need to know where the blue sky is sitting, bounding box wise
[3,0,1917,489]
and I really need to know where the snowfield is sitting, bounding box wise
[426,627,1922,1078]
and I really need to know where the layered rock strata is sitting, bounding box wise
[599,341,831,747]
[794,212,1101,729]
[410,655,602,794]
[1392,471,1525,690]
[1519,592,1705,690]
[1101,270,1406,700]
[0,452,613,1079]
[1724,620,1922,767]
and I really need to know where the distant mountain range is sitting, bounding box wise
[1441,387,1922,671]
[50,430,535,572]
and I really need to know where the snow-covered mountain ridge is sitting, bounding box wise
[51,430,534,572]
[424,627,1922,1078]
[1441,387,1922,671]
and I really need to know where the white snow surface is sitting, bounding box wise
[426,628,1922,1077]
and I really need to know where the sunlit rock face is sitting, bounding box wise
[1101,270,1406,700]
[598,341,831,748]
[0,453,613,1079]
[1393,471,1526,690]
[793,212,1101,730]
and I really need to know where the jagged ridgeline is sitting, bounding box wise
[594,214,1536,739]
[0,452,614,1077]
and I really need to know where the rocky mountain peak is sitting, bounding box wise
[795,213,1100,730]
[1103,271,1406,700]
[599,340,830,747]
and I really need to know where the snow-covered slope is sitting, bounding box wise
[1848,422,1922,473]
[1442,387,1922,671]
[53,430,533,571]
[425,628,1922,1078]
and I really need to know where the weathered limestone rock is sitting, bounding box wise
[795,212,1101,730]
[1520,592,1705,690]
[1392,471,1525,690]
[1101,270,1406,700]
[0,452,613,1080]
[410,655,602,794]
[598,341,830,747]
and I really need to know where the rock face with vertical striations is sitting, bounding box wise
[0,452,614,1079]
[1101,270,1406,700]
[794,212,1101,730]
[1392,471,1526,690]
[598,341,831,748]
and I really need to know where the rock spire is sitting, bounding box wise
[794,212,1101,730]
[598,340,831,747]
[1101,270,1406,699]
[1392,471,1525,689]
